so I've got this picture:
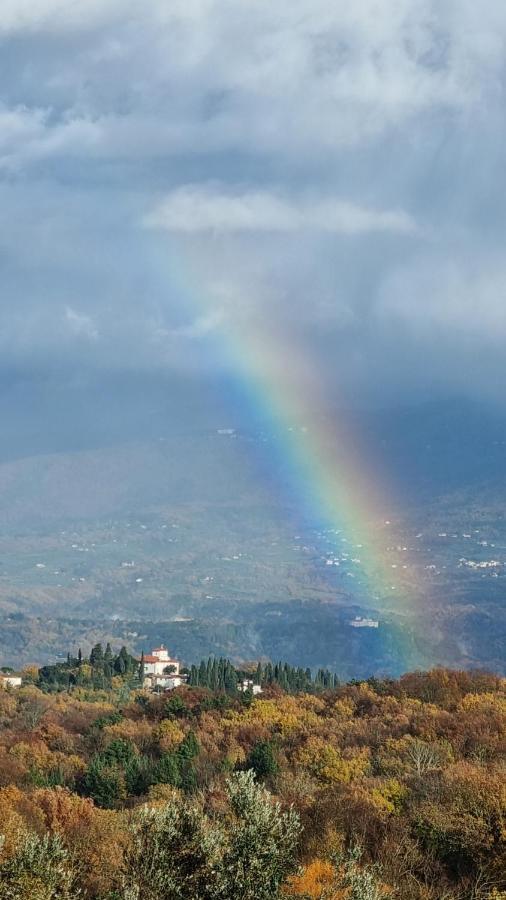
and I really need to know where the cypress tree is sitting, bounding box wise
[90,643,104,668]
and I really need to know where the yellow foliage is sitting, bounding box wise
[20,665,39,682]
[105,717,153,750]
[9,741,85,781]
[153,718,184,752]
[369,779,407,815]
[224,743,246,767]
[459,692,506,715]
[225,695,322,738]
[333,697,355,719]
[147,783,181,805]
[295,738,370,784]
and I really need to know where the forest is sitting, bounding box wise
[0,659,504,899]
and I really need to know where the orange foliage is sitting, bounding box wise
[284,859,340,898]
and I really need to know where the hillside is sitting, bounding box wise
[0,666,504,899]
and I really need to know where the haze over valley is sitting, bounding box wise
[1,382,504,675]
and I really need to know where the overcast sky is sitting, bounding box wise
[1,1,506,412]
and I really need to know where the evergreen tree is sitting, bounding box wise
[224,661,238,693]
[114,646,130,675]
[246,740,279,780]
[90,643,104,668]
[156,752,182,787]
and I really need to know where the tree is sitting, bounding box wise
[0,832,79,900]
[334,846,392,900]
[156,753,182,788]
[164,695,186,718]
[408,739,442,775]
[221,771,300,900]
[286,847,392,900]
[90,644,104,668]
[121,770,300,900]
[121,795,220,900]
[17,690,50,731]
[82,757,126,808]
[246,740,279,780]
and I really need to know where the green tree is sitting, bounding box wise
[164,694,186,718]
[90,643,104,667]
[121,770,300,900]
[82,756,126,808]
[0,833,79,900]
[220,771,300,900]
[156,752,182,788]
[246,740,279,780]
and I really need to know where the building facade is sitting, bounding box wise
[139,645,185,692]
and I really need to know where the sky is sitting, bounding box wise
[1,0,506,417]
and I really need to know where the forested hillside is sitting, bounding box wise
[0,665,504,898]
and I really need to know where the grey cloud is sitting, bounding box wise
[0,1,505,408]
[0,1,502,170]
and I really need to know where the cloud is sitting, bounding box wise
[0,1,505,409]
[145,186,416,236]
[0,0,127,34]
[0,0,503,172]
[64,306,99,341]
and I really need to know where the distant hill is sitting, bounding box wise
[0,393,505,674]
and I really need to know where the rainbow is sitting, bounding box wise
[147,238,428,669]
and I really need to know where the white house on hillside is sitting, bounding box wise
[0,674,22,688]
[238,679,262,695]
[139,645,186,692]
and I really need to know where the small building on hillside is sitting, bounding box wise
[238,679,262,695]
[139,645,186,692]
[349,616,379,628]
[142,645,181,676]
[0,674,22,688]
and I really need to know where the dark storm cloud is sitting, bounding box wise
[1,1,506,405]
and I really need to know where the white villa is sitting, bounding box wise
[140,645,186,692]
[238,678,262,695]
[0,674,22,688]
[349,616,379,629]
